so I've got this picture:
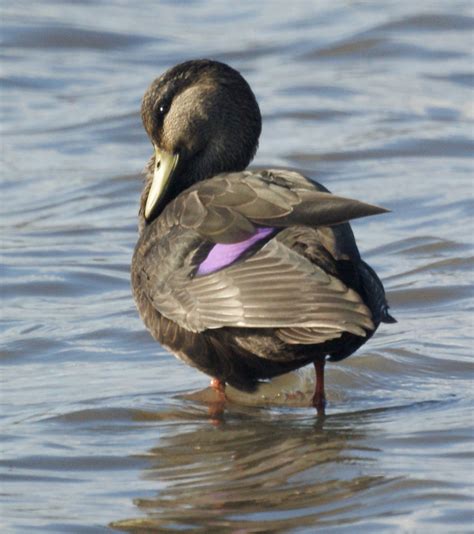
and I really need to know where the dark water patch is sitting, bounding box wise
[0,75,74,91]
[1,472,84,483]
[1,337,68,362]
[288,137,474,163]
[370,236,468,257]
[331,398,461,422]
[0,454,148,472]
[386,256,474,280]
[215,43,285,62]
[278,83,358,98]
[301,36,463,62]
[1,271,124,299]
[37,525,111,534]
[45,0,100,4]
[266,109,353,122]
[337,349,473,380]
[382,427,473,450]
[2,25,157,50]
[302,36,382,59]
[2,243,119,264]
[46,408,145,425]
[9,111,140,137]
[386,236,462,257]
[426,71,474,88]
[387,285,473,309]
[376,13,474,33]
[45,404,229,428]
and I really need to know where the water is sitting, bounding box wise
[1,1,473,531]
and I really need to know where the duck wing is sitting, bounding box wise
[161,170,387,243]
[136,170,386,343]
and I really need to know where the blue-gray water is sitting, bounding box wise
[1,1,473,532]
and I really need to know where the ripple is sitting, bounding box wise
[2,24,157,50]
[377,13,474,33]
[301,36,463,62]
[369,236,469,257]
[1,1,474,532]
[288,137,474,162]
[427,71,474,88]
[0,454,147,472]
[387,285,473,309]
[266,109,354,122]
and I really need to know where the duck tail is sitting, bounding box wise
[381,305,397,324]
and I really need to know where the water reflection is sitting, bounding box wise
[111,410,388,531]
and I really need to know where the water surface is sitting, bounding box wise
[1,1,473,532]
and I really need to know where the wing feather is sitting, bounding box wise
[171,170,388,244]
[144,238,374,339]
[138,169,385,344]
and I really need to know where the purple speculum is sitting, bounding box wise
[197,227,275,276]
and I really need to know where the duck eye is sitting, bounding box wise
[157,100,170,116]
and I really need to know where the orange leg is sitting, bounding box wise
[312,360,326,416]
[208,378,226,422]
[210,378,226,394]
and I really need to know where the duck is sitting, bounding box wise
[131,59,395,414]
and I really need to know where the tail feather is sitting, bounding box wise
[382,306,397,324]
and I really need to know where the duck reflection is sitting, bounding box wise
[110,404,387,532]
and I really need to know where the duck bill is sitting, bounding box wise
[144,147,179,221]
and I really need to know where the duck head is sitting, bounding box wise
[140,59,262,224]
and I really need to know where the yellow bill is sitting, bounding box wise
[145,146,179,220]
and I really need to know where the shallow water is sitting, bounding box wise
[1,1,474,532]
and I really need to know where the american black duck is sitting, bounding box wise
[131,59,395,414]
